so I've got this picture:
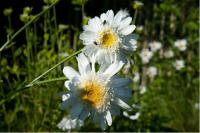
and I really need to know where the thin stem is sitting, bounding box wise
[34,22,37,62]
[81,0,85,24]
[25,27,31,80]
[8,16,12,32]
[28,48,82,86]
[133,9,138,25]
[0,0,60,52]
[53,6,59,48]
[0,77,67,106]
[26,77,66,87]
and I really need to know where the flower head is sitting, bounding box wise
[133,72,140,83]
[80,10,137,64]
[149,41,162,52]
[174,39,187,51]
[139,85,147,94]
[146,66,157,79]
[61,53,132,129]
[140,48,153,64]
[164,49,174,58]
[173,60,185,70]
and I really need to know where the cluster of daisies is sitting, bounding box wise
[57,10,138,130]
[120,38,187,119]
[139,39,186,70]
[124,29,187,95]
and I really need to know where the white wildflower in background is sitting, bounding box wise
[164,49,174,58]
[123,60,131,74]
[136,25,144,32]
[57,116,83,131]
[194,103,199,110]
[146,66,157,79]
[61,53,132,130]
[133,72,140,83]
[140,48,153,64]
[149,41,162,52]
[173,60,185,70]
[80,10,138,64]
[139,85,147,94]
[174,39,187,51]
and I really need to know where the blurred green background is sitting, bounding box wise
[0,0,199,131]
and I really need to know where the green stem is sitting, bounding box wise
[0,0,60,52]
[53,6,59,47]
[28,48,82,86]
[34,22,37,61]
[25,27,31,80]
[8,16,12,32]
[26,77,66,87]
[133,9,138,25]
[81,0,85,24]
[0,77,67,106]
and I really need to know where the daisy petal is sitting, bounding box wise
[63,66,80,80]
[102,61,124,79]
[100,116,106,130]
[76,53,91,76]
[110,104,121,116]
[114,10,128,26]
[100,13,107,22]
[70,103,84,119]
[105,111,112,126]
[114,87,132,98]
[111,78,132,88]
[114,98,131,111]
[106,10,114,25]
[64,81,71,90]
[62,94,70,101]
[118,17,132,30]
[79,31,97,43]
[79,109,90,121]
[60,97,73,110]
[120,25,136,35]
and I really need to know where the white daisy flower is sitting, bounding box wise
[80,10,137,64]
[173,60,185,70]
[194,103,200,110]
[146,66,157,79]
[140,48,153,64]
[149,41,162,52]
[139,85,147,94]
[174,39,187,51]
[136,25,144,32]
[133,72,140,83]
[57,116,83,131]
[122,60,132,74]
[164,49,174,58]
[61,53,132,130]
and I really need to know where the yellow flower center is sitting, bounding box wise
[100,30,118,48]
[80,80,107,109]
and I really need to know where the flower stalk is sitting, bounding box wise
[0,0,60,52]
